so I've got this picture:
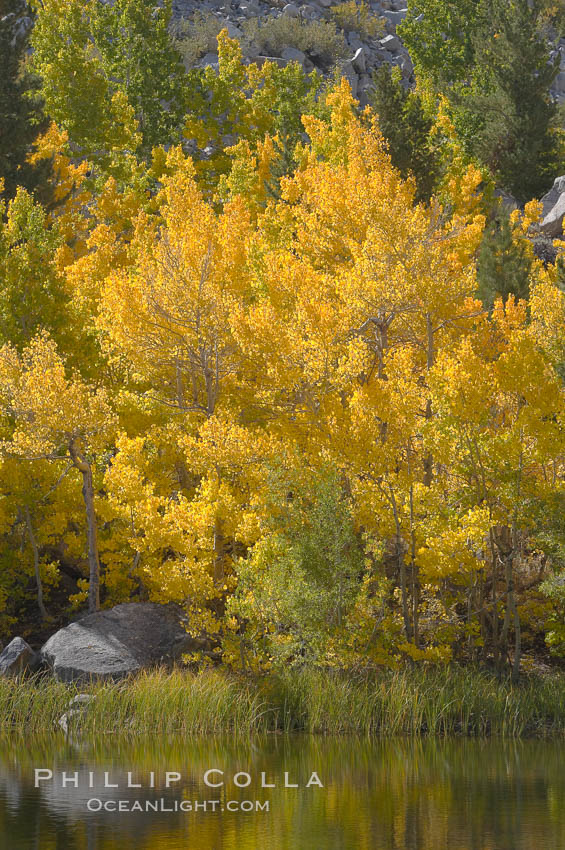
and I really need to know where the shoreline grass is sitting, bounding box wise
[1,666,565,737]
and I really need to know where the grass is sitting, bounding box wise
[1,666,565,736]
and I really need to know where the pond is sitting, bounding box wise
[1,734,564,849]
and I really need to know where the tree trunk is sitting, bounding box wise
[499,577,511,677]
[388,485,412,642]
[398,538,412,643]
[510,520,522,683]
[24,506,47,620]
[69,439,100,613]
[504,553,521,682]
[423,312,435,487]
[409,483,419,647]
[213,515,225,586]
[489,529,500,671]
[512,599,522,684]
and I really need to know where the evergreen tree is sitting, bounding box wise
[0,1,45,197]
[401,0,561,200]
[476,207,532,307]
[371,65,439,202]
[459,0,560,201]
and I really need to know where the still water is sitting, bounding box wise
[0,734,563,850]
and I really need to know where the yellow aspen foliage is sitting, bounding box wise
[184,31,322,200]
[221,82,491,660]
[0,334,116,612]
[100,148,252,417]
[2,58,563,676]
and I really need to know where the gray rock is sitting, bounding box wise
[553,71,565,95]
[382,9,407,27]
[0,637,35,677]
[41,603,196,683]
[58,693,96,735]
[282,46,307,65]
[282,2,300,16]
[533,235,558,265]
[68,693,95,709]
[300,4,322,18]
[251,55,287,68]
[347,32,364,51]
[58,709,82,735]
[401,54,413,77]
[540,176,565,237]
[223,21,243,38]
[351,46,366,74]
[342,61,358,97]
[375,47,394,64]
[494,188,519,213]
[200,51,220,68]
[379,33,401,53]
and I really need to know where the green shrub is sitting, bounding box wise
[330,1,384,40]
[476,208,532,307]
[172,12,225,67]
[242,16,347,70]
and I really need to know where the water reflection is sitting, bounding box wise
[0,734,564,849]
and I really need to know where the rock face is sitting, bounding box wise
[0,637,36,677]
[173,0,415,102]
[169,0,565,107]
[41,603,195,683]
[540,176,565,237]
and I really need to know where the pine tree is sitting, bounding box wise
[459,0,560,201]
[371,65,439,202]
[0,1,46,197]
[402,0,561,201]
[476,208,532,307]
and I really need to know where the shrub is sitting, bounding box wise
[330,0,384,40]
[242,16,347,70]
[172,12,225,67]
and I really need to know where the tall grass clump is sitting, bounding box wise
[261,666,565,736]
[0,674,71,731]
[1,666,565,737]
[172,12,225,66]
[79,669,270,735]
[329,0,384,40]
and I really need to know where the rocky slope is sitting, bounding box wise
[172,0,413,106]
[171,0,565,108]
